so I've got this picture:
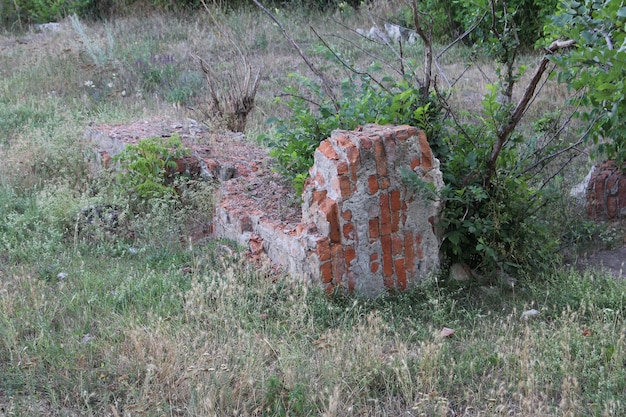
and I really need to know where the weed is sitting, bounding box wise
[112,134,190,201]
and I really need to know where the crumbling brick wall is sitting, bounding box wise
[586,160,626,220]
[301,124,443,296]
[213,124,444,297]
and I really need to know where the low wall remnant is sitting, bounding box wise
[214,124,444,297]
[85,120,444,297]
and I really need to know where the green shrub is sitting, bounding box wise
[264,68,443,194]
[112,134,190,201]
[3,0,92,25]
[267,64,560,275]
[545,0,626,167]
[389,0,558,50]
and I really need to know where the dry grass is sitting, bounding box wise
[0,1,624,416]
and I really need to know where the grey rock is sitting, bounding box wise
[521,309,540,319]
[449,263,472,281]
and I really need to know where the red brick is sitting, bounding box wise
[383,135,397,165]
[368,175,379,195]
[333,134,351,148]
[325,283,335,294]
[313,169,325,186]
[382,235,393,278]
[320,198,341,243]
[318,140,338,160]
[404,231,415,273]
[373,139,388,176]
[380,193,392,235]
[320,261,333,283]
[401,201,407,226]
[350,163,359,183]
[369,218,379,241]
[390,190,402,211]
[395,258,407,290]
[336,161,349,175]
[411,157,421,170]
[344,245,356,266]
[335,135,359,165]
[379,128,393,141]
[391,191,401,233]
[339,175,352,198]
[395,126,418,141]
[101,151,112,169]
[343,222,355,240]
[317,237,331,262]
[239,215,253,232]
[313,190,327,205]
[418,131,433,170]
[379,177,391,190]
[341,210,352,221]
[392,235,403,256]
[346,146,359,165]
[370,254,380,273]
[331,244,345,284]
[416,245,424,260]
[607,196,618,218]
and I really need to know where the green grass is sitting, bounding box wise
[0,1,624,416]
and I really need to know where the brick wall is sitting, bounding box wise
[213,124,444,297]
[301,124,443,296]
[586,160,626,220]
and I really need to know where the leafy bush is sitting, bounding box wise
[544,0,626,166]
[268,61,560,275]
[3,0,92,25]
[264,69,443,194]
[1,0,362,28]
[112,134,190,201]
[389,0,558,50]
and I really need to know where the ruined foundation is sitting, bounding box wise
[213,124,444,297]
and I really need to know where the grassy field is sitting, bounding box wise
[1,2,625,416]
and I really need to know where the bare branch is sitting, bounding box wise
[252,0,339,109]
[309,26,391,94]
[411,0,433,97]
[485,38,576,184]
[436,11,488,60]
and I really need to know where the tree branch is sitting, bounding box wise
[485,39,576,186]
[252,0,339,109]
[411,0,433,97]
[309,26,391,94]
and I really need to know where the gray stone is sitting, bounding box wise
[449,263,472,281]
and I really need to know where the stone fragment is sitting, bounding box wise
[449,263,472,281]
[521,309,540,319]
